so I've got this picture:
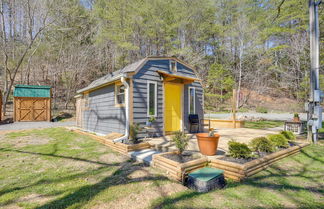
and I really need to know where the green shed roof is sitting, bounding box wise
[14,85,51,98]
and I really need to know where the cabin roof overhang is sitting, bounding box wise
[156,70,200,84]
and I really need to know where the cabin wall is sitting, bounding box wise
[132,59,204,137]
[83,83,126,135]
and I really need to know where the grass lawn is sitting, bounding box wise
[244,120,284,129]
[0,128,323,209]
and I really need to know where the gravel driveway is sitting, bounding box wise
[204,112,315,121]
[0,121,75,131]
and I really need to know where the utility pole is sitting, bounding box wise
[307,0,322,143]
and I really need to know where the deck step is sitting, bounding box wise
[128,149,161,166]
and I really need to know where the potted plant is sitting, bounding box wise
[293,113,300,122]
[196,129,220,156]
[146,116,156,127]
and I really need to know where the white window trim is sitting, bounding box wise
[169,60,177,72]
[188,87,195,114]
[147,81,158,117]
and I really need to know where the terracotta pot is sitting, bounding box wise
[196,133,220,156]
[293,117,300,122]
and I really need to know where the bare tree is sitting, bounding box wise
[0,0,53,115]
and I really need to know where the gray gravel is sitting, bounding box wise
[0,121,75,131]
[204,113,315,121]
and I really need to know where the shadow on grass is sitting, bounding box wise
[149,146,324,209]
[0,147,169,209]
[34,163,168,209]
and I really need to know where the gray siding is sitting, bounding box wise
[133,59,204,137]
[83,84,126,135]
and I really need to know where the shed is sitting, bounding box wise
[14,85,52,122]
[76,56,204,142]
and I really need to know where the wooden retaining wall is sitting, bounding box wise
[209,143,309,181]
[204,119,245,129]
[71,129,151,155]
[72,127,309,182]
[152,152,208,182]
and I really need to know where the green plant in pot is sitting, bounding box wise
[171,131,189,155]
[293,113,300,122]
[129,123,142,144]
[146,116,156,127]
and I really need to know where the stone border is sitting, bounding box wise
[70,128,151,155]
[152,151,208,182]
[209,143,310,181]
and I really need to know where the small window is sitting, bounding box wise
[84,93,89,108]
[147,81,157,116]
[170,60,177,72]
[189,87,195,114]
[115,83,125,105]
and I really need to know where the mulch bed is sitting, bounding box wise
[163,153,199,164]
[124,139,144,145]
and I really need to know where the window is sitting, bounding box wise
[115,83,125,105]
[147,81,157,116]
[84,93,89,109]
[170,60,177,72]
[188,87,195,114]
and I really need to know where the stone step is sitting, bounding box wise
[128,149,161,166]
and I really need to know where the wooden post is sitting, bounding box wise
[232,89,237,128]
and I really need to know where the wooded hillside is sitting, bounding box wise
[0,0,323,115]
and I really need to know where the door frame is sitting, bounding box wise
[163,81,184,135]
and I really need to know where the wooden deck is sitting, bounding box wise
[147,128,279,155]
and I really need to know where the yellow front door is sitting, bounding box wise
[164,82,182,132]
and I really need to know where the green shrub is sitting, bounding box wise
[129,123,142,143]
[256,106,268,113]
[171,131,189,155]
[268,134,289,148]
[250,137,275,153]
[280,131,296,141]
[228,140,252,159]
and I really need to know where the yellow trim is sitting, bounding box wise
[83,80,118,94]
[129,79,134,124]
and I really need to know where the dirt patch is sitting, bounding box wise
[2,205,23,209]
[7,136,53,148]
[15,193,53,205]
[99,153,129,164]
[127,167,151,179]
[92,182,186,209]
[62,158,103,170]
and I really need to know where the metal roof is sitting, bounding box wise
[77,56,197,94]
[77,58,147,93]
[14,85,51,98]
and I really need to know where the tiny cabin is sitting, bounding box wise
[76,56,204,140]
[14,85,51,122]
